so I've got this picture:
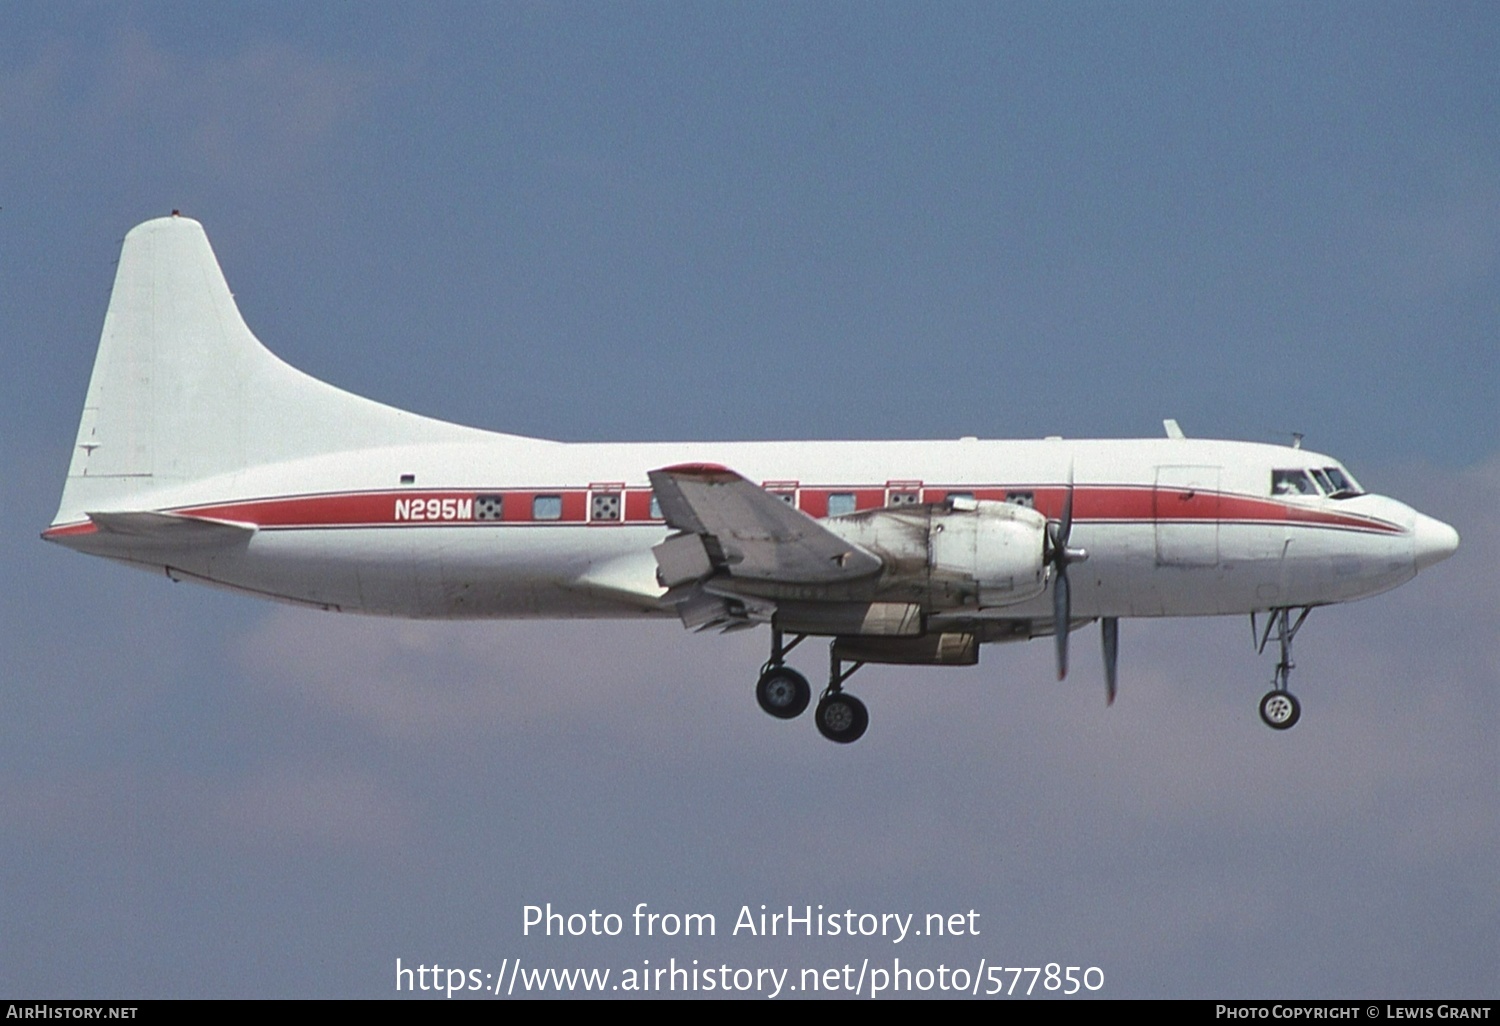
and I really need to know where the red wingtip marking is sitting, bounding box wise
[657,462,734,477]
[41,521,98,540]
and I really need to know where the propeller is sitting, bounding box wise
[1044,466,1088,680]
[1045,467,1119,703]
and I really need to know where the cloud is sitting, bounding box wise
[0,26,373,187]
[211,762,411,851]
[236,610,769,750]
[0,732,410,853]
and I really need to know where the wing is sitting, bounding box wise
[648,464,882,584]
[647,463,883,629]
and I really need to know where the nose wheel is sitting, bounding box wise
[1258,689,1301,730]
[1253,607,1310,731]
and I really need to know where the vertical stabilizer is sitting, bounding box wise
[52,215,490,526]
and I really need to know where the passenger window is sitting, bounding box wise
[533,495,563,520]
[827,493,857,517]
[649,495,663,520]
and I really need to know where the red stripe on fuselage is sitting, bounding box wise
[152,484,1403,535]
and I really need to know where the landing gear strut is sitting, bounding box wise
[755,623,810,719]
[1253,607,1309,730]
[753,624,870,743]
[815,644,868,744]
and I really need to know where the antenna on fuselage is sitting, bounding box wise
[1266,428,1306,449]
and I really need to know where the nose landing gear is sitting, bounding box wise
[1258,689,1301,730]
[1254,607,1310,730]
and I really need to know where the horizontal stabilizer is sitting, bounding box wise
[87,511,257,544]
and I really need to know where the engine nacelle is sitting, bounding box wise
[826,498,1048,610]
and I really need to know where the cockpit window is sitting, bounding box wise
[1322,466,1362,498]
[1272,469,1318,496]
[1272,466,1364,499]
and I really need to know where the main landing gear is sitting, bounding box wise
[1253,607,1310,730]
[755,625,869,744]
[816,647,868,744]
[755,666,810,719]
[755,625,810,719]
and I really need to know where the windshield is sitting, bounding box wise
[1322,466,1362,498]
[1272,466,1364,500]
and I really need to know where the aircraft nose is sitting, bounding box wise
[1411,513,1460,572]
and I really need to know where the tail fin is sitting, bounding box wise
[52,215,490,527]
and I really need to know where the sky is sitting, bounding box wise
[2,3,1496,999]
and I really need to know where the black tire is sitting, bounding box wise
[756,667,811,719]
[814,693,869,744]
[1259,690,1301,730]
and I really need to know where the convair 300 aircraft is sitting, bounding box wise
[45,215,1460,743]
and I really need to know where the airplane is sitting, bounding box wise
[43,214,1460,743]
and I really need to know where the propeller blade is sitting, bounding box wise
[1049,461,1079,681]
[1058,463,1075,545]
[1053,564,1070,680]
[1102,616,1118,704]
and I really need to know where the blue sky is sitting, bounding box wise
[2,4,1495,998]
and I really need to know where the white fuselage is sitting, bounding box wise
[42,215,1464,740]
[43,215,1459,665]
[47,432,1447,628]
